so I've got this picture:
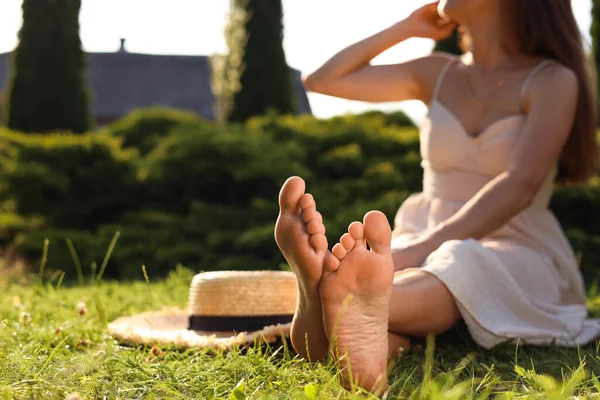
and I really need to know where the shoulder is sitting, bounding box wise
[525,62,578,111]
[529,62,578,101]
[408,52,461,100]
[429,52,461,62]
[401,52,458,76]
[416,52,460,71]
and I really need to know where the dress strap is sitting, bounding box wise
[432,59,457,100]
[519,59,555,112]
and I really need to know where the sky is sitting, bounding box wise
[0,0,593,123]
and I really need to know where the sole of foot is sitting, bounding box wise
[321,210,395,394]
[274,176,330,361]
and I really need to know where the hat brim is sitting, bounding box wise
[108,307,291,351]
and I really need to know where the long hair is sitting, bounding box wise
[500,0,598,184]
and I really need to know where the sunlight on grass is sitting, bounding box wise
[0,245,600,400]
[1,260,600,398]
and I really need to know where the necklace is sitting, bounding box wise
[462,65,510,130]
[465,66,507,103]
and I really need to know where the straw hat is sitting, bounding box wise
[108,271,298,351]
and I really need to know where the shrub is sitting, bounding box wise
[142,122,309,213]
[4,109,600,286]
[550,183,600,284]
[0,129,140,230]
[108,107,207,155]
[0,96,4,126]
[551,184,600,235]
[355,110,416,127]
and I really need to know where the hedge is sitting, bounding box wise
[0,129,139,230]
[1,109,600,286]
[108,107,208,155]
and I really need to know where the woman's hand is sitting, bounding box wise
[396,2,456,41]
[302,2,457,103]
[392,233,443,272]
[392,241,434,272]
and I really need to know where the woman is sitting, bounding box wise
[274,0,600,393]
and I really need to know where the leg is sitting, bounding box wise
[385,266,461,362]
[388,331,411,360]
[274,177,329,360]
[388,269,461,337]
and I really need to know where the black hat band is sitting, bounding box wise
[188,314,294,332]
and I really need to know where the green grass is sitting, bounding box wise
[2,266,600,399]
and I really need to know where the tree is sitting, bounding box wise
[433,28,462,55]
[211,1,247,123]
[227,0,296,122]
[4,0,91,133]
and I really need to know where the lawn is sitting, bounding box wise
[2,265,600,399]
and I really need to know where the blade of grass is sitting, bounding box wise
[55,271,65,291]
[90,261,97,286]
[33,334,73,380]
[142,265,156,308]
[66,238,84,286]
[38,238,49,283]
[95,231,120,283]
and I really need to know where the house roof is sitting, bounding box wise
[0,45,311,121]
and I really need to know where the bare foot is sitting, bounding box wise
[275,176,329,360]
[321,211,394,393]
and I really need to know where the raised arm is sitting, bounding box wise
[303,2,457,103]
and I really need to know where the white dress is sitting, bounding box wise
[390,59,600,349]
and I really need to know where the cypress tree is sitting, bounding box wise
[228,0,296,122]
[433,28,462,55]
[211,1,247,123]
[4,0,91,133]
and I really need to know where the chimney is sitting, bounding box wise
[119,38,126,53]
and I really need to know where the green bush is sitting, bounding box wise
[142,122,309,213]
[108,107,207,155]
[551,184,600,235]
[355,110,416,127]
[3,109,600,285]
[550,183,600,284]
[0,97,4,126]
[0,129,140,230]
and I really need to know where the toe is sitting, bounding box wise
[302,207,321,223]
[309,232,328,252]
[363,211,392,254]
[324,252,340,272]
[332,243,347,260]
[299,193,316,210]
[307,219,325,235]
[348,222,366,248]
[279,177,306,214]
[340,233,355,251]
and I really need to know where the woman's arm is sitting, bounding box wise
[395,64,579,269]
[304,3,456,103]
